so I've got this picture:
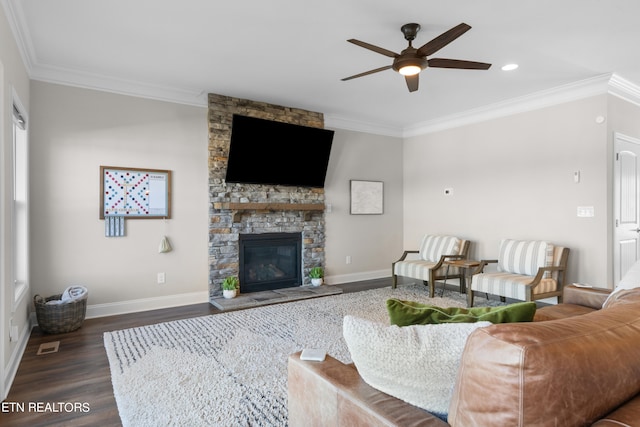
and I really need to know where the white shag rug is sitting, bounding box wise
[103,285,502,427]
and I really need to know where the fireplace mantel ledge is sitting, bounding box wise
[213,202,324,222]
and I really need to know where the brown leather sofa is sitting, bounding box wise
[288,286,640,426]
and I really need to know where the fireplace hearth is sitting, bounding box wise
[239,233,302,293]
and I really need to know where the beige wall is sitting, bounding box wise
[608,95,640,138]
[1,4,31,399]
[29,82,210,313]
[403,95,610,286]
[324,129,404,283]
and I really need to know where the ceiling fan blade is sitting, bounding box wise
[341,65,393,81]
[347,39,398,58]
[405,74,419,92]
[428,58,492,70]
[417,23,471,57]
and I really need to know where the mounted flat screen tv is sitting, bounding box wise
[225,114,334,188]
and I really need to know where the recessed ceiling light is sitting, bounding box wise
[501,63,519,71]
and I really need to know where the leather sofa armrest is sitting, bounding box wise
[563,284,611,309]
[592,394,640,426]
[535,285,612,321]
[450,301,640,426]
[288,352,448,427]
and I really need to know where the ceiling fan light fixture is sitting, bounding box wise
[398,65,422,76]
[392,55,427,75]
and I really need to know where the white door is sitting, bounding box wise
[613,133,640,285]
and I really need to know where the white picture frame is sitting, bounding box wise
[100,166,171,219]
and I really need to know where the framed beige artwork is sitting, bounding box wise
[350,180,383,215]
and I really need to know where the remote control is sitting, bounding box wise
[300,349,326,362]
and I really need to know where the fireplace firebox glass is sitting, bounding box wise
[239,233,302,293]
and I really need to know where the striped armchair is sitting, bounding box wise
[468,239,569,307]
[392,235,470,298]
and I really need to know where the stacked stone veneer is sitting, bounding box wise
[208,93,326,299]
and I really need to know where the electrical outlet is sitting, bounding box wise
[346,255,352,264]
[157,272,166,284]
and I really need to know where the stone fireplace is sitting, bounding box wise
[207,94,326,300]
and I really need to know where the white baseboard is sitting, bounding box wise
[32,273,394,322]
[325,269,390,286]
[85,291,210,319]
[2,322,31,401]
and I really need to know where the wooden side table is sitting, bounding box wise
[441,259,481,296]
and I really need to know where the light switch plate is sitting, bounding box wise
[577,206,594,217]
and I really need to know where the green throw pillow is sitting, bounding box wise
[387,299,537,326]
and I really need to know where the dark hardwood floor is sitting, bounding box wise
[2,279,392,426]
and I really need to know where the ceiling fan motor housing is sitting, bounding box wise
[392,48,428,73]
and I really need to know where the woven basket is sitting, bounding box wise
[34,294,88,334]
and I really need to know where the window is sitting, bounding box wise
[12,103,28,305]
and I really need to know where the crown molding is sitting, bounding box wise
[324,115,403,138]
[402,74,620,137]
[26,68,639,137]
[30,63,208,107]
[608,73,640,107]
[19,65,640,140]
[1,0,35,71]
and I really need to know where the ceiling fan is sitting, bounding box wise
[342,22,491,92]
